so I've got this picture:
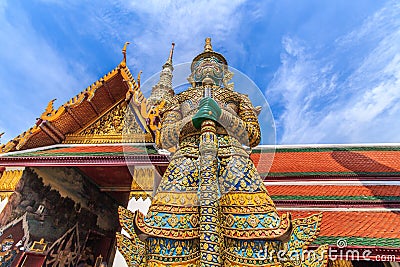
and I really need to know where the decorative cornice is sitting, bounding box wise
[0,154,169,166]
[273,199,400,209]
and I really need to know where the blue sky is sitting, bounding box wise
[0,0,399,145]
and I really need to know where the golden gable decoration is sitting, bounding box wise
[64,101,153,144]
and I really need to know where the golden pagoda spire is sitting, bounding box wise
[159,42,175,86]
[204,37,213,52]
[147,43,175,107]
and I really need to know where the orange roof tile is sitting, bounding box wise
[251,149,400,175]
[288,211,400,239]
[267,185,400,197]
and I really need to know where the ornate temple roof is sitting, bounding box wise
[0,144,165,166]
[0,43,152,154]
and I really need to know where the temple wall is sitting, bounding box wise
[0,166,119,258]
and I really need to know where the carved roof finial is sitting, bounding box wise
[204,37,213,52]
[122,42,130,63]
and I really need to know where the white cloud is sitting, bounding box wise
[267,37,338,143]
[267,0,400,144]
[118,0,248,76]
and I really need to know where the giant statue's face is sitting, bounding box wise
[192,56,225,86]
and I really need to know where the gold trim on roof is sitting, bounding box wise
[63,99,152,144]
[0,192,13,201]
[122,42,130,64]
[63,133,153,144]
[129,166,156,200]
[131,167,155,191]
[0,169,23,190]
[129,191,153,201]
[39,62,132,122]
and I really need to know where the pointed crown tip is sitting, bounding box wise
[204,37,213,52]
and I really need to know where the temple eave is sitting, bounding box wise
[0,155,169,166]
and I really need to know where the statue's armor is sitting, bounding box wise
[117,39,328,267]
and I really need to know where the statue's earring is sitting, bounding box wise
[222,69,235,90]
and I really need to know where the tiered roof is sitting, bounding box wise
[257,145,400,258]
[253,145,400,177]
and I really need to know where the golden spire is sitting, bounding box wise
[204,37,213,52]
[147,43,175,107]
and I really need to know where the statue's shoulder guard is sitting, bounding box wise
[236,92,262,116]
[160,87,200,115]
[159,95,180,116]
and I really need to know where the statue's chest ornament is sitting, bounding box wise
[180,91,239,117]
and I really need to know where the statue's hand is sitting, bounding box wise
[192,97,222,129]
